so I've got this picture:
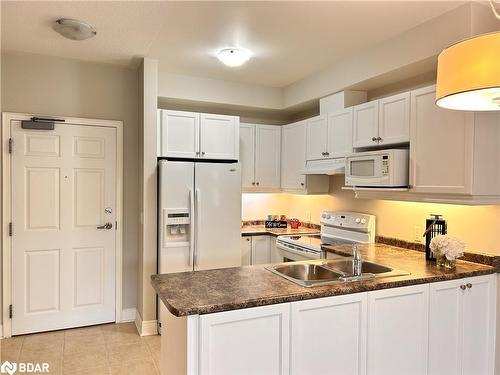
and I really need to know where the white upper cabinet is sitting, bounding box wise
[200,113,239,160]
[327,108,354,158]
[160,110,199,158]
[353,101,379,148]
[306,115,328,160]
[239,123,255,189]
[353,92,410,148]
[281,121,306,190]
[410,85,473,194]
[378,92,410,145]
[240,123,281,191]
[255,125,281,189]
[158,110,239,160]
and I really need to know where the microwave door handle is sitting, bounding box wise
[188,189,195,267]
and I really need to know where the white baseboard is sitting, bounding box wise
[135,310,158,336]
[121,308,137,323]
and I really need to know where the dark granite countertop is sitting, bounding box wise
[241,225,319,236]
[151,243,496,317]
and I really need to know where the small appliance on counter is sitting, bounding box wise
[423,214,447,261]
[290,218,301,229]
[274,211,376,262]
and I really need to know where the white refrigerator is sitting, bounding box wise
[158,160,242,275]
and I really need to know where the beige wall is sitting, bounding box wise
[1,52,140,309]
[243,176,500,255]
[137,58,158,325]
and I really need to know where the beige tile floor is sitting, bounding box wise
[0,323,160,375]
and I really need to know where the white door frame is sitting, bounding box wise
[1,112,124,338]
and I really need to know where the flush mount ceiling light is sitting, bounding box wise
[53,18,96,41]
[436,31,500,111]
[216,48,252,67]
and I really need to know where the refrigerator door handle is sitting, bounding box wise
[195,188,201,267]
[188,189,195,267]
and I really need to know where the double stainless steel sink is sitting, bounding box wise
[266,259,410,287]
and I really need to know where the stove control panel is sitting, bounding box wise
[320,211,374,231]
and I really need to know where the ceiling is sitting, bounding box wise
[2,1,465,88]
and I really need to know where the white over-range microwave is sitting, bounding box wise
[345,149,409,188]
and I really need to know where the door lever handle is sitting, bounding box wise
[97,222,113,230]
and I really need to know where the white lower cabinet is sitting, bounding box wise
[291,293,367,375]
[251,235,271,265]
[429,274,496,375]
[240,236,252,266]
[187,275,496,375]
[367,284,429,375]
[198,304,290,375]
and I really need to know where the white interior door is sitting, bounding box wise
[11,119,117,335]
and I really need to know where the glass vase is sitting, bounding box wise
[436,254,456,269]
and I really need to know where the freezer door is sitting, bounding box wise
[158,160,195,273]
[194,163,242,271]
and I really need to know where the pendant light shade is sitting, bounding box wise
[436,31,500,111]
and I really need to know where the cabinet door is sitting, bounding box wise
[462,274,496,375]
[200,113,238,160]
[240,123,256,189]
[327,108,353,158]
[270,238,282,263]
[255,125,281,189]
[291,293,367,375]
[240,236,252,266]
[251,235,271,265]
[199,304,290,375]
[281,121,306,190]
[306,115,328,160]
[160,110,199,158]
[428,279,464,375]
[367,284,429,375]
[410,85,474,194]
[378,92,410,145]
[353,101,379,148]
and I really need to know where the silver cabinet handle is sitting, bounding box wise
[325,152,330,156]
[466,283,472,289]
[251,182,255,186]
[97,222,113,230]
[321,152,326,156]
[300,182,305,186]
[460,284,467,290]
[371,137,377,141]
[201,151,205,156]
[377,137,382,142]
[256,182,260,186]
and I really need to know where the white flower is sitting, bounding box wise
[430,235,465,260]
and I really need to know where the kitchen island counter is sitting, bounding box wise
[151,243,496,317]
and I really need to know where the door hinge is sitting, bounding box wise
[8,138,13,153]
[8,222,12,236]
[115,221,118,230]
[8,304,13,319]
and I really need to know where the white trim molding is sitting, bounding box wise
[121,308,137,323]
[135,310,158,336]
[1,112,124,338]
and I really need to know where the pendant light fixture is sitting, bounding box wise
[435,31,500,111]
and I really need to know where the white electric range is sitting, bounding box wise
[275,211,376,262]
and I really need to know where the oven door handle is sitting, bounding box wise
[276,242,320,259]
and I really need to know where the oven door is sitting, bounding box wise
[345,154,388,186]
[275,242,321,262]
